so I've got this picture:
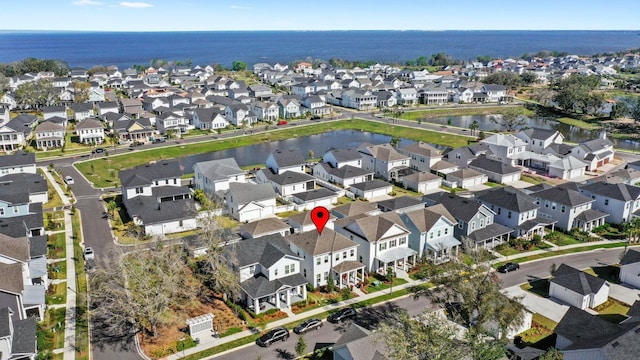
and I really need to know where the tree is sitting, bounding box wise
[520,72,537,85]
[232,61,247,71]
[477,55,492,63]
[629,97,640,124]
[531,88,555,107]
[193,202,241,300]
[105,200,119,220]
[377,310,466,360]
[389,136,401,149]
[326,275,335,293]
[468,120,480,136]
[411,260,526,341]
[14,79,59,109]
[73,80,92,103]
[552,74,601,114]
[490,108,527,132]
[484,72,522,89]
[295,336,307,357]
[0,74,9,95]
[429,53,453,67]
[90,244,199,339]
[539,348,564,360]
[416,56,429,67]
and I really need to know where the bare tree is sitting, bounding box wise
[73,80,92,103]
[489,108,527,132]
[90,244,198,339]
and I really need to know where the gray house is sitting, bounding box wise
[533,186,608,232]
[579,182,640,224]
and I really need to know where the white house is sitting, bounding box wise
[312,163,373,188]
[256,170,316,197]
[322,149,362,169]
[75,118,105,145]
[191,108,229,130]
[193,158,246,197]
[358,144,411,181]
[225,182,277,223]
[401,172,442,194]
[265,149,306,174]
[571,134,615,171]
[399,142,442,172]
[35,121,65,150]
[401,205,461,263]
[349,179,393,200]
[0,151,36,176]
[285,229,364,289]
[549,264,609,310]
[619,248,640,289]
[580,182,640,224]
[534,186,608,232]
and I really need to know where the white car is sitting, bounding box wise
[64,176,74,185]
[83,247,95,260]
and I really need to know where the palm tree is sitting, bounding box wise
[106,200,120,220]
[390,136,401,149]
[468,120,480,136]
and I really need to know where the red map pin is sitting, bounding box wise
[310,206,330,235]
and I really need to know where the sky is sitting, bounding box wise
[2,0,640,32]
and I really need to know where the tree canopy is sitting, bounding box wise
[0,57,70,77]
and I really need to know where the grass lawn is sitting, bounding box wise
[334,196,355,206]
[75,119,471,188]
[276,210,299,218]
[595,298,630,324]
[494,243,551,257]
[584,265,621,284]
[165,229,203,239]
[364,277,408,293]
[494,242,628,268]
[400,105,531,121]
[46,283,66,305]
[391,185,421,197]
[520,174,544,185]
[520,279,550,298]
[544,231,582,246]
[44,211,65,231]
[555,117,602,131]
[40,168,64,209]
[518,313,557,346]
[37,307,67,354]
[48,261,67,280]
[72,211,90,360]
[47,233,66,259]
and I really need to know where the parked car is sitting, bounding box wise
[497,262,520,273]
[83,247,95,260]
[64,176,74,185]
[327,307,356,323]
[256,327,289,347]
[277,120,288,125]
[92,148,105,154]
[293,318,323,334]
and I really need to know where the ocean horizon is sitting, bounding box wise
[0,30,638,69]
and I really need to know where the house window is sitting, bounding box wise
[285,265,290,274]
[0,208,4,216]
[324,272,328,280]
[437,230,441,237]
[275,268,278,276]
[507,211,512,219]
[389,239,397,248]
[350,249,355,257]
[498,208,501,215]
[551,202,556,210]
[343,251,347,259]
[399,237,406,245]
[480,219,484,227]
[179,220,183,227]
[561,205,566,213]
[335,253,339,261]
[324,255,328,263]
[429,232,434,239]
[379,242,387,251]
[316,274,321,283]
[444,228,449,235]
[249,265,255,275]
[458,220,463,229]
[545,200,549,208]
[316,257,321,265]
[135,187,143,194]
[605,199,609,206]
[174,179,177,184]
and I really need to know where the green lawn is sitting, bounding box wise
[494,242,628,267]
[400,105,531,121]
[555,117,602,131]
[40,168,64,209]
[494,242,551,256]
[48,261,67,280]
[75,119,471,188]
[518,313,557,346]
[365,277,408,293]
[72,211,90,360]
[391,185,421,197]
[37,307,67,355]
[47,233,66,259]
[595,298,630,324]
[544,231,582,246]
[46,283,66,305]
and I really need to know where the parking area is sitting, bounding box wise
[502,286,570,322]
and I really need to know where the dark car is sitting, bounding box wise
[327,307,356,323]
[497,262,520,273]
[293,318,322,334]
[92,148,105,154]
[256,327,289,347]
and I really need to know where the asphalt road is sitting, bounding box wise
[214,294,435,360]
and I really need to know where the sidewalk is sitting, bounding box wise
[42,166,78,360]
[489,239,627,265]
[165,279,424,360]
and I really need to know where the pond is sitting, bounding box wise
[178,130,422,173]
[422,115,640,151]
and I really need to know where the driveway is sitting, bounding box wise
[501,286,569,322]
[608,283,640,306]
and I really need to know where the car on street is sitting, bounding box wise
[277,120,288,125]
[327,307,356,323]
[83,247,95,260]
[256,327,289,347]
[293,318,323,334]
[92,148,105,154]
[64,176,74,185]
[497,262,520,273]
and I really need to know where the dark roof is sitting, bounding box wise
[285,228,357,256]
[70,102,94,112]
[334,323,370,347]
[555,307,633,351]
[331,201,378,218]
[123,189,194,225]
[428,193,489,222]
[466,223,514,243]
[194,158,243,182]
[580,137,614,153]
[551,263,607,296]
[401,171,440,184]
[29,235,47,258]
[260,170,315,186]
[376,196,424,212]
[291,188,337,202]
[119,160,183,188]
[0,151,35,168]
[12,317,37,355]
[534,187,594,207]
[317,163,371,179]
[476,187,538,213]
[0,307,10,338]
[240,273,307,299]
[403,206,455,232]
[581,182,640,202]
[519,127,561,141]
[0,173,48,196]
[621,248,640,266]
[226,182,276,204]
[350,179,393,192]
[269,149,305,168]
[469,155,521,175]
[229,233,300,268]
[400,142,441,157]
[76,118,104,129]
[574,208,609,222]
[447,168,485,180]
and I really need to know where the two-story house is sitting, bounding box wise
[193,158,246,197]
[399,142,442,172]
[285,229,364,289]
[156,113,189,135]
[571,134,615,171]
[0,115,37,152]
[334,212,415,274]
[312,163,373,188]
[75,118,105,145]
[42,105,67,121]
[265,149,306,175]
[358,144,411,181]
[0,307,37,360]
[580,182,640,224]
[118,160,196,236]
[256,170,316,198]
[534,185,608,232]
[0,151,36,177]
[191,108,229,130]
[226,233,307,315]
[277,98,301,119]
[468,155,522,184]
[476,187,555,239]
[301,95,330,117]
[224,182,277,223]
[251,102,278,122]
[482,84,507,102]
[401,205,461,262]
[396,87,418,106]
[425,192,512,249]
[515,128,565,154]
[480,133,527,166]
[35,121,65,150]
[322,149,362,169]
[71,102,95,122]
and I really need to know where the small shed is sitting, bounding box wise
[187,313,214,336]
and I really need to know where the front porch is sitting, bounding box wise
[465,223,513,250]
[574,210,608,232]
[425,236,462,263]
[518,217,557,240]
[332,260,366,289]
[241,273,308,315]
[374,247,417,275]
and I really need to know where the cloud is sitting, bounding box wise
[119,1,153,8]
[230,5,253,10]
[72,0,102,5]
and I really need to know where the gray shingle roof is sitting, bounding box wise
[427,193,488,222]
[122,188,194,225]
[376,196,424,212]
[0,263,24,294]
[551,263,607,296]
[269,149,305,168]
[0,233,29,263]
[291,188,337,202]
[317,163,371,179]
[359,144,408,162]
[239,218,289,238]
[581,182,640,202]
[75,118,104,130]
[260,170,315,186]
[226,183,276,204]
[400,141,441,157]
[349,179,392,192]
[555,307,633,351]
[119,160,183,188]
[230,233,299,268]
[29,235,47,258]
[469,155,521,175]
[0,173,48,197]
[285,228,357,256]
[534,187,594,207]
[402,206,454,232]
[620,248,640,266]
[12,317,37,355]
[476,187,538,213]
[519,127,561,141]
[240,273,307,299]
[401,171,440,184]
[331,201,378,218]
[0,151,35,169]
[447,168,484,180]
[0,307,11,338]
[466,223,514,243]
[194,158,244,182]
[340,212,408,243]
